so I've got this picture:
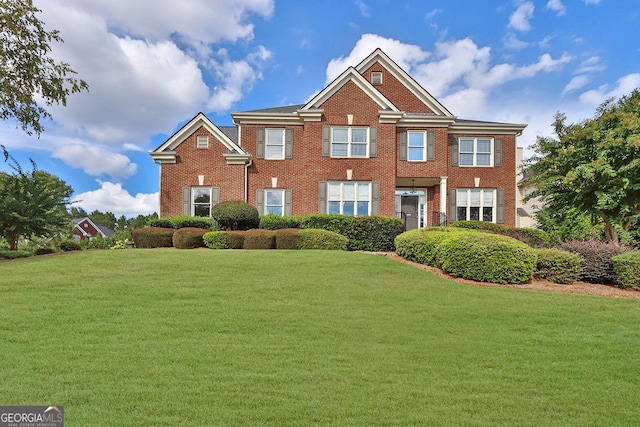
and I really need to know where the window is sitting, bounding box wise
[328,182,371,216]
[196,135,209,149]
[408,131,426,161]
[264,189,284,215]
[459,138,493,166]
[456,189,495,222]
[331,127,369,158]
[265,129,285,159]
[192,187,212,217]
[371,71,383,85]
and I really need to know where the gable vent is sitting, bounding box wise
[196,135,209,149]
[371,71,383,85]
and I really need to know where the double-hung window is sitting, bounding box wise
[331,127,369,158]
[192,187,212,217]
[408,131,427,161]
[265,129,285,159]
[328,182,371,216]
[264,189,284,215]
[459,138,493,166]
[456,189,495,222]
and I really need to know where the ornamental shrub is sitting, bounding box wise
[394,227,466,266]
[612,251,640,290]
[0,249,32,259]
[211,201,260,230]
[275,228,300,249]
[59,240,82,251]
[260,214,301,230]
[297,228,348,250]
[170,215,218,230]
[453,220,552,248]
[534,248,582,284]
[243,229,276,249]
[226,231,246,249]
[131,227,174,248]
[172,227,209,249]
[203,231,228,249]
[559,239,629,284]
[148,218,173,228]
[438,232,538,284]
[35,247,57,255]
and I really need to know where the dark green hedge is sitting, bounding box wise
[259,214,301,230]
[0,249,32,260]
[172,227,209,249]
[612,251,640,290]
[211,201,259,230]
[59,240,82,251]
[131,227,174,248]
[452,221,552,248]
[297,229,348,250]
[149,215,218,230]
[534,248,582,284]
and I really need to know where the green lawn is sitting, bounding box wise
[1,249,639,426]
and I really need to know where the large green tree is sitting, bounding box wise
[0,145,73,250]
[524,90,640,244]
[1,0,88,135]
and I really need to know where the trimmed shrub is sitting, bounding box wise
[534,248,582,284]
[438,233,538,284]
[59,240,82,252]
[297,228,348,250]
[203,231,228,249]
[131,227,174,248]
[35,247,57,255]
[395,227,466,267]
[226,231,246,249]
[170,215,218,230]
[559,239,629,284]
[453,220,553,248]
[275,228,300,249]
[243,229,276,249]
[172,227,209,249]
[260,214,302,230]
[0,249,32,260]
[211,201,260,230]
[612,251,640,290]
[148,218,173,228]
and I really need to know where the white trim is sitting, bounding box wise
[265,128,285,160]
[330,126,370,158]
[458,137,494,167]
[327,181,372,217]
[407,130,427,162]
[449,121,526,134]
[456,188,497,223]
[264,189,285,216]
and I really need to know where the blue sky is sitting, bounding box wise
[1,0,638,217]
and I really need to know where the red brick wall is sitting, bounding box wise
[361,64,434,113]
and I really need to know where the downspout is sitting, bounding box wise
[155,160,162,218]
[244,159,252,203]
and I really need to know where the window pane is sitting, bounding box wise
[409,147,424,161]
[194,204,210,217]
[459,153,473,165]
[266,191,283,205]
[457,190,468,205]
[477,139,491,153]
[328,201,340,214]
[331,143,348,157]
[193,189,210,204]
[266,129,284,144]
[343,201,354,216]
[357,183,370,199]
[357,201,369,216]
[350,143,367,157]
[351,128,367,143]
[460,139,474,152]
[477,154,491,166]
[266,206,283,216]
[328,183,340,200]
[408,132,425,147]
[457,207,467,221]
[470,190,481,206]
[470,207,480,221]
[483,207,493,222]
[332,128,348,142]
[343,183,355,200]
[266,145,283,158]
[483,190,494,206]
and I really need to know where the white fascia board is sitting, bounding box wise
[223,152,252,165]
[148,150,177,164]
[449,122,528,135]
[396,115,457,127]
[231,113,304,126]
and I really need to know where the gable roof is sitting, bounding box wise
[72,217,114,238]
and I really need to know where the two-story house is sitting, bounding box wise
[150,48,526,230]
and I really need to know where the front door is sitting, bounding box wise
[401,195,419,230]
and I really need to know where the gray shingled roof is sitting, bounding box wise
[239,104,305,114]
[218,126,238,143]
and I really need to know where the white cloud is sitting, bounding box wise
[546,0,566,16]
[583,0,601,4]
[504,33,530,50]
[508,2,535,32]
[73,181,158,217]
[354,0,370,18]
[579,73,640,105]
[52,144,137,179]
[576,56,605,74]
[425,8,442,19]
[562,75,591,95]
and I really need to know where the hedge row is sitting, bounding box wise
[534,248,582,284]
[612,251,640,290]
[452,220,553,248]
[559,239,629,285]
[395,228,537,284]
[149,215,218,230]
[203,228,348,251]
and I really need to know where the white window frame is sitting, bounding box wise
[408,131,427,162]
[196,135,209,149]
[330,127,369,158]
[371,71,383,85]
[327,181,371,217]
[456,189,496,223]
[459,137,493,167]
[264,189,285,216]
[192,187,212,217]
[265,128,285,160]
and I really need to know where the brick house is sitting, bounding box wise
[72,217,114,240]
[150,49,526,230]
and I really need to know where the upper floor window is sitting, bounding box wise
[328,181,371,216]
[459,138,493,166]
[331,127,369,158]
[457,189,495,222]
[196,135,209,149]
[265,129,285,159]
[408,131,427,161]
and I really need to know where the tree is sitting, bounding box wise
[524,90,640,244]
[1,0,88,135]
[88,210,116,229]
[0,145,73,250]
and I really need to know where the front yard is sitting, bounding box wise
[1,249,639,425]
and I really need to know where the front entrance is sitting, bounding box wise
[395,189,426,230]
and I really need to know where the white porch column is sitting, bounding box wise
[439,176,448,216]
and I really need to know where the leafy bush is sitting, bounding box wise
[453,221,553,248]
[149,216,218,230]
[559,239,629,284]
[612,251,640,290]
[394,227,466,266]
[172,227,209,249]
[131,227,174,248]
[226,231,246,249]
[211,201,260,230]
[297,228,348,250]
[148,218,173,228]
[0,249,32,260]
[35,247,57,255]
[534,248,582,284]
[203,231,228,249]
[243,229,276,249]
[260,214,302,230]
[300,214,403,251]
[275,228,299,249]
[438,233,538,284]
[59,240,82,251]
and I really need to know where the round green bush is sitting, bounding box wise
[275,228,300,249]
[296,228,348,250]
[534,248,582,284]
[438,232,538,284]
[59,240,82,251]
[203,231,228,249]
[395,227,467,266]
[211,201,260,230]
[243,229,276,249]
[612,251,640,290]
[131,227,174,248]
[172,227,209,249]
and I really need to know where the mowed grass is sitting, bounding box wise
[1,250,640,426]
